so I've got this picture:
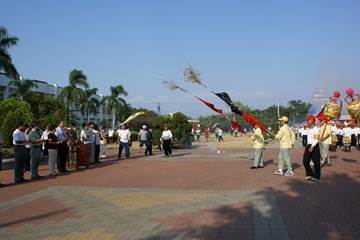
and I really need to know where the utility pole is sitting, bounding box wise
[157,103,161,114]
[277,98,280,128]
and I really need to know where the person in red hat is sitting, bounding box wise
[303,115,321,181]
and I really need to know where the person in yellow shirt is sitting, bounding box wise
[274,116,296,176]
[250,124,265,169]
[318,116,332,167]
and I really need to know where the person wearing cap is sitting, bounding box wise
[138,125,148,155]
[303,115,321,181]
[318,116,332,167]
[118,124,131,160]
[250,124,265,169]
[274,116,296,176]
[161,124,173,157]
[29,123,43,179]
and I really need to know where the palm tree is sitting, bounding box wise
[101,85,128,129]
[0,26,20,79]
[80,88,100,122]
[59,69,88,120]
[9,79,38,100]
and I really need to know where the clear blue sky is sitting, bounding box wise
[1,0,360,117]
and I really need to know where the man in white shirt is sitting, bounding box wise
[161,124,173,157]
[108,128,114,143]
[303,115,321,181]
[80,123,90,144]
[41,124,50,158]
[335,121,344,148]
[217,128,224,142]
[349,122,358,150]
[356,126,360,149]
[13,122,27,184]
[118,124,131,160]
[300,126,308,147]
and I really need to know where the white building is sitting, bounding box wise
[0,73,112,123]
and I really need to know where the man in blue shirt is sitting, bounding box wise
[56,121,68,173]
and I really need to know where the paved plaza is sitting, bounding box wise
[0,140,359,240]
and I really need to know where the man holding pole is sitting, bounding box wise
[274,116,296,176]
[250,124,265,169]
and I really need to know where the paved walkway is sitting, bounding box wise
[0,141,359,240]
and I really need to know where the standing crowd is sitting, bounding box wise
[250,115,359,182]
[0,121,174,186]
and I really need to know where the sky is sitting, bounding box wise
[1,0,360,117]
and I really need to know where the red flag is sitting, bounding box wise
[195,96,224,115]
[231,121,244,133]
[242,112,267,132]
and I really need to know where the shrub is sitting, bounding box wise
[0,98,33,145]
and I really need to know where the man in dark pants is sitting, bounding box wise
[29,123,43,180]
[12,122,27,184]
[56,121,68,173]
[303,116,321,181]
[145,128,153,155]
[117,124,131,160]
[161,124,173,157]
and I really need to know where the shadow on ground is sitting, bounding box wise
[143,172,360,240]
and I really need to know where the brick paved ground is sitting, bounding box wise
[0,138,359,240]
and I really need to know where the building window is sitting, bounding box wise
[0,87,5,100]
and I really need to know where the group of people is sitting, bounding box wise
[297,120,360,152]
[116,123,173,159]
[250,115,359,182]
[5,121,107,185]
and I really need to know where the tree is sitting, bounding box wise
[9,79,38,100]
[157,112,192,147]
[80,88,100,122]
[0,98,33,144]
[101,85,128,129]
[287,100,312,123]
[0,26,20,79]
[59,69,88,120]
[26,92,69,126]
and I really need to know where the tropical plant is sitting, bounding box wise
[58,69,88,120]
[0,26,20,79]
[80,88,100,122]
[101,85,128,129]
[0,98,33,143]
[9,79,38,100]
